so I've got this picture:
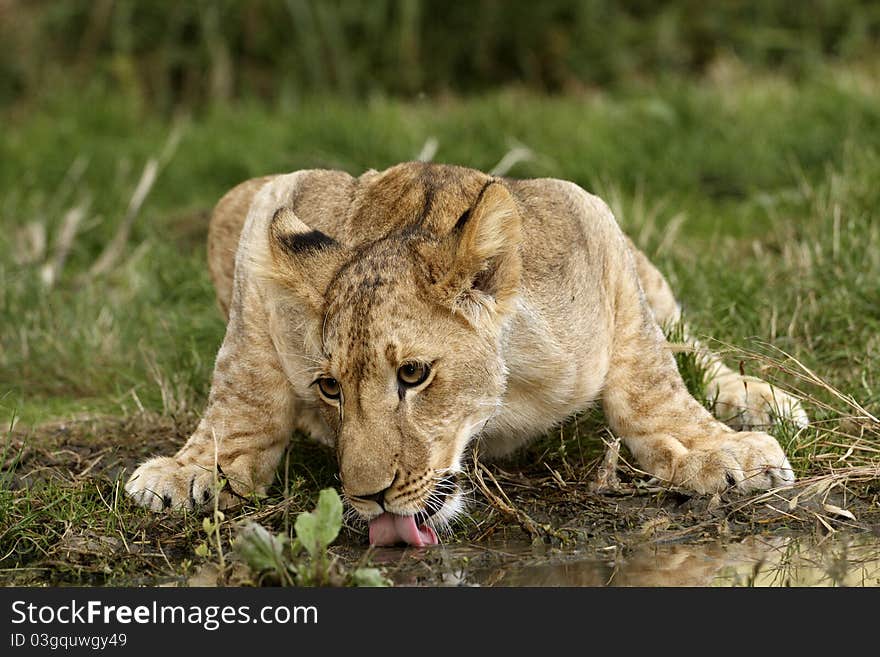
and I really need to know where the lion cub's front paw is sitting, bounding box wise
[125,456,244,511]
[713,378,808,431]
[673,431,794,494]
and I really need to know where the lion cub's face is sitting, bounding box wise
[267,181,521,531]
[317,249,506,526]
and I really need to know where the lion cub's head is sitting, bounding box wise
[266,168,521,545]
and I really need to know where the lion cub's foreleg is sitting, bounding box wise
[125,278,295,510]
[601,262,794,493]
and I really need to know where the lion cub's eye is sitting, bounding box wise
[397,362,431,388]
[316,377,341,401]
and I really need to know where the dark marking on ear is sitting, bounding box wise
[454,179,496,232]
[277,229,336,255]
[271,207,337,254]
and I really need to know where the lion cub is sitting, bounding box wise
[126,163,806,546]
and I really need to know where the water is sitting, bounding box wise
[375,532,880,586]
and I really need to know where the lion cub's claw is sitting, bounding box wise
[673,431,795,494]
[125,456,236,511]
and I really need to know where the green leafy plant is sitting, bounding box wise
[234,488,389,587]
[294,487,342,560]
[234,522,295,586]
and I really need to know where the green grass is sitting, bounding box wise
[6,1,880,106]
[1,65,879,584]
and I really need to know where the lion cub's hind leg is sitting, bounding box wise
[627,238,808,431]
[702,362,809,431]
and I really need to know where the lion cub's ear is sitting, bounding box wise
[433,182,522,320]
[265,207,349,314]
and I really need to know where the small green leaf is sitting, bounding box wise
[194,542,209,557]
[314,488,343,545]
[351,567,390,587]
[202,517,214,534]
[235,522,288,574]
[294,488,343,558]
[294,513,318,558]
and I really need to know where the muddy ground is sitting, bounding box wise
[3,414,879,587]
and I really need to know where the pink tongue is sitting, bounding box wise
[368,513,438,547]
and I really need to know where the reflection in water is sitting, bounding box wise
[458,534,880,587]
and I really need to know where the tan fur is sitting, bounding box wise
[126,163,806,526]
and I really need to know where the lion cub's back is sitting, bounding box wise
[505,176,622,301]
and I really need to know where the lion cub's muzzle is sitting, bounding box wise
[346,474,459,547]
